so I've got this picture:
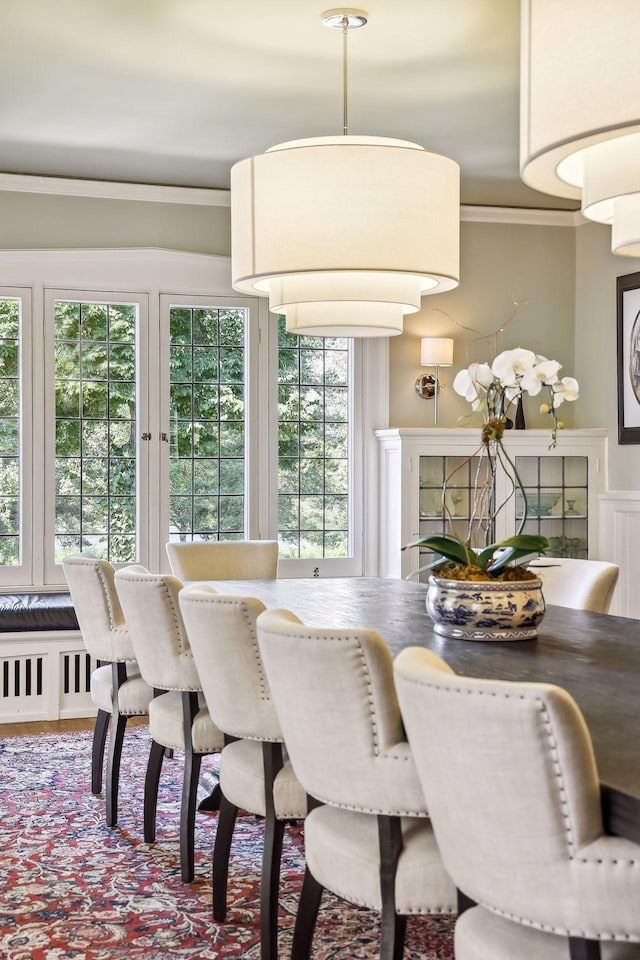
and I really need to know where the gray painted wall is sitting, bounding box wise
[389,220,577,432]
[0,191,230,255]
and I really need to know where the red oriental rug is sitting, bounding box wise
[0,726,455,959]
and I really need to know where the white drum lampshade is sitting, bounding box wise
[420,337,454,367]
[231,135,460,337]
[520,0,640,256]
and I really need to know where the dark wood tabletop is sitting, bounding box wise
[194,576,640,838]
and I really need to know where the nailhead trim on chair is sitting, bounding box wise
[273,629,428,818]
[68,557,136,661]
[400,673,640,940]
[184,596,272,702]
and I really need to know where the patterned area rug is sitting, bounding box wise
[0,726,455,959]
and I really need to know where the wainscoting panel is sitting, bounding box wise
[599,493,640,619]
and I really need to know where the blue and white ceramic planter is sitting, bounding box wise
[426,574,545,642]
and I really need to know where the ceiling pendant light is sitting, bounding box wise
[230,8,460,338]
[520,0,640,256]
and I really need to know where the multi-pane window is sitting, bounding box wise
[168,305,246,543]
[53,299,137,563]
[277,318,350,559]
[0,273,366,585]
[0,299,21,565]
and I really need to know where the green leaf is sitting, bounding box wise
[402,534,470,566]
[486,535,549,573]
[498,534,550,551]
[474,534,549,572]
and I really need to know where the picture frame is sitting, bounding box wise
[617,271,640,444]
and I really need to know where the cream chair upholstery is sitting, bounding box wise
[166,540,278,582]
[256,608,456,960]
[113,565,224,883]
[394,646,640,960]
[62,555,153,827]
[179,586,306,960]
[528,557,619,613]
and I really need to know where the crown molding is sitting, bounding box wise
[0,246,230,265]
[0,172,586,226]
[460,205,581,227]
[0,173,230,206]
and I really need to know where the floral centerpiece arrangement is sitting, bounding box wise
[403,347,579,583]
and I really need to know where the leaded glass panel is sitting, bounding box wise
[168,306,246,543]
[277,317,350,559]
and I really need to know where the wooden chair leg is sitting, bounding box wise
[105,712,127,827]
[260,741,286,960]
[291,867,324,960]
[569,938,601,960]
[212,793,239,921]
[91,709,110,795]
[144,739,165,843]
[261,813,285,960]
[180,746,202,883]
[378,815,406,960]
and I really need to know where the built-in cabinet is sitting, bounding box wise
[376,428,608,580]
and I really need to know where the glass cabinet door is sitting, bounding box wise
[515,455,588,558]
[417,453,495,580]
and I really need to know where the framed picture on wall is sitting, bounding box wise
[617,271,640,444]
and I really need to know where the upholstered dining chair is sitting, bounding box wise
[166,539,278,582]
[256,608,456,960]
[394,646,640,960]
[113,564,224,882]
[527,557,619,613]
[179,585,307,960]
[62,554,153,827]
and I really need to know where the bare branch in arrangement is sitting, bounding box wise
[431,298,532,362]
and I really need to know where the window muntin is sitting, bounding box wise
[168,305,247,543]
[277,318,351,559]
[53,299,138,563]
[0,298,21,566]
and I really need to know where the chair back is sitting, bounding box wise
[529,557,619,613]
[114,565,201,691]
[179,585,280,740]
[166,540,278,582]
[62,554,134,661]
[394,647,604,924]
[256,608,427,816]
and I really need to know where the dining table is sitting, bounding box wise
[192,575,640,843]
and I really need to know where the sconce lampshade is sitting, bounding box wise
[231,135,460,337]
[520,0,640,256]
[420,337,454,367]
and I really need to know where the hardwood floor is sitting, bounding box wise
[0,716,147,737]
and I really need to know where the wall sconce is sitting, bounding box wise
[415,337,454,423]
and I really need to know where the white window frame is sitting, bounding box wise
[267,318,379,579]
[0,248,389,587]
[43,288,149,583]
[157,294,261,570]
[0,287,33,585]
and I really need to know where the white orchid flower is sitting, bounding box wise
[453,363,493,402]
[492,348,536,386]
[520,359,561,396]
[552,376,579,408]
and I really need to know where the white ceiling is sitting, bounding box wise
[0,0,577,210]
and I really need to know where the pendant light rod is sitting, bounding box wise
[322,9,368,137]
[342,16,348,135]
